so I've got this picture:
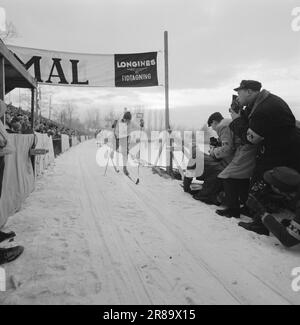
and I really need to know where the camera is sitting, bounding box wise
[230,94,243,114]
[209,137,221,147]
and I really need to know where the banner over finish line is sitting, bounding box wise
[8,45,159,87]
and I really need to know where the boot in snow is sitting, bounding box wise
[123,166,129,176]
[0,231,16,243]
[0,245,24,265]
[216,208,240,218]
[238,218,269,236]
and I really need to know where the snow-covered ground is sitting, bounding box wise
[0,139,300,305]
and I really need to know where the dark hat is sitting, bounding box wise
[234,80,262,92]
[264,167,300,192]
[123,111,132,121]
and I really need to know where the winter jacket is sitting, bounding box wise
[210,118,235,165]
[218,115,257,179]
[248,90,300,173]
[185,119,234,179]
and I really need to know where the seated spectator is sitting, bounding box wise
[21,115,32,134]
[216,95,257,218]
[184,112,235,205]
[9,119,22,133]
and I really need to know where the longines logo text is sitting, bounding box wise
[116,59,156,69]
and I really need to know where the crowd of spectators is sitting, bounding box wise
[184,80,300,248]
[0,102,88,265]
[4,104,86,138]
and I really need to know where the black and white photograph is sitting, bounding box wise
[0,0,300,307]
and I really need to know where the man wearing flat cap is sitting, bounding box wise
[234,80,300,174]
[232,80,300,234]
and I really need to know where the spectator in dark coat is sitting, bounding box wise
[233,80,300,234]
[237,80,300,176]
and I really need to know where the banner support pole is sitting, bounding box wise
[164,31,173,175]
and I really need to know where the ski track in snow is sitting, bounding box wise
[0,140,300,305]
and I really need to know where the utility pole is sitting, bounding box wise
[164,31,173,175]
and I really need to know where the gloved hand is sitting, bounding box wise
[140,119,144,128]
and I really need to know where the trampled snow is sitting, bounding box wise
[0,140,299,305]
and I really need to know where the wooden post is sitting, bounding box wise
[31,87,35,130]
[35,85,39,124]
[0,56,5,124]
[164,31,173,175]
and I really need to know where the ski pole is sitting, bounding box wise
[110,155,120,173]
[104,148,110,176]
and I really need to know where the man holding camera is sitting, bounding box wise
[185,112,235,205]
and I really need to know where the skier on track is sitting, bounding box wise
[111,110,144,176]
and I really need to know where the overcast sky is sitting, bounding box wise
[3,0,300,127]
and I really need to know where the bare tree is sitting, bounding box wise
[103,109,117,128]
[85,108,104,130]
[57,109,67,125]
[66,102,76,128]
